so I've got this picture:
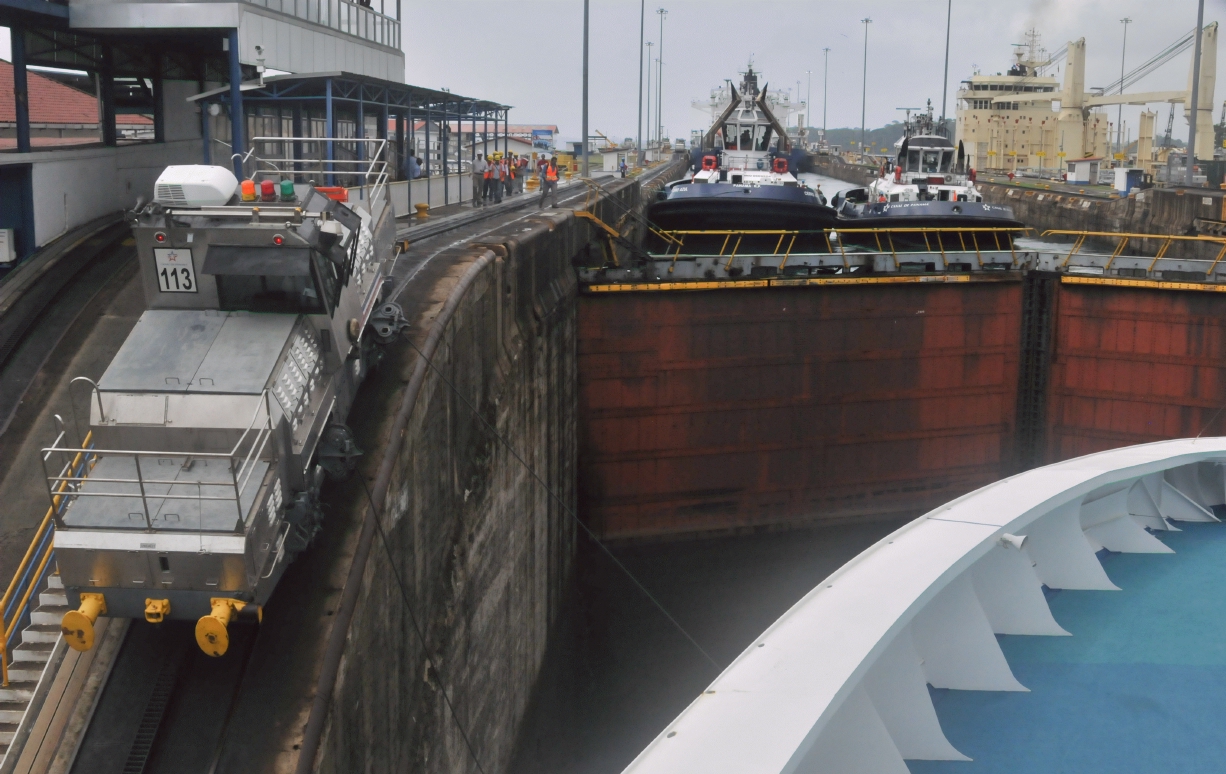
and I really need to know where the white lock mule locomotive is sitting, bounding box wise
[46,140,403,656]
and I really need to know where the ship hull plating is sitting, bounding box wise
[836,201,1023,250]
[647,183,838,254]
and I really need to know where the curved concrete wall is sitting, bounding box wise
[311,177,650,773]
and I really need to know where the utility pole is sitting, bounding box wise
[1188,0,1204,185]
[860,18,872,162]
[1117,17,1131,160]
[823,47,830,135]
[796,80,801,132]
[645,42,653,150]
[657,8,667,149]
[637,0,644,165]
[582,0,589,177]
[939,0,951,134]
[805,69,812,146]
[657,56,666,145]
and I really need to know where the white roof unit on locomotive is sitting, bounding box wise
[870,101,983,204]
[154,164,240,207]
[48,137,403,658]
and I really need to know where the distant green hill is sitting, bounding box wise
[806,121,1186,155]
[808,120,952,154]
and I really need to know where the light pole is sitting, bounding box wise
[657,57,666,145]
[796,80,802,132]
[657,8,667,149]
[822,47,830,135]
[637,0,645,165]
[582,0,589,177]
[805,70,812,146]
[860,18,872,162]
[645,41,653,151]
[940,0,951,134]
[1188,0,1205,185]
[1116,17,1131,160]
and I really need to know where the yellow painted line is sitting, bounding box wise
[771,274,972,287]
[583,274,984,293]
[1061,275,1226,293]
[584,280,772,292]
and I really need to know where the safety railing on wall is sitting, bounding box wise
[589,224,1226,289]
[0,432,92,686]
[241,0,400,49]
[647,226,1029,273]
[1042,230,1226,275]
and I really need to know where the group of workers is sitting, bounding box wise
[471,153,530,206]
[470,153,565,209]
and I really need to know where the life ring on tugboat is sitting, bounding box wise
[773,157,788,174]
[701,155,718,171]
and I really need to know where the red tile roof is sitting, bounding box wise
[1,59,151,126]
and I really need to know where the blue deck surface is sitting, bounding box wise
[909,522,1226,774]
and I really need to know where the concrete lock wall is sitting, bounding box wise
[313,180,645,773]
[982,185,1226,262]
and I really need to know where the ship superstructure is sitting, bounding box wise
[868,101,981,204]
[956,31,1108,174]
[956,26,1219,173]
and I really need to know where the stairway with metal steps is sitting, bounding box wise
[0,573,68,759]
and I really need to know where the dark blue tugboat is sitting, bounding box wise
[646,65,837,255]
[832,102,1023,250]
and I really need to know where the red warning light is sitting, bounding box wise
[273,234,285,246]
[154,232,167,243]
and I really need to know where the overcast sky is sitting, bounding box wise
[400,0,1226,144]
[3,0,1224,143]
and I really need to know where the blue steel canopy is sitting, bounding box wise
[194,71,509,116]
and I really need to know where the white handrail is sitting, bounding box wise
[238,136,390,210]
[624,436,1226,774]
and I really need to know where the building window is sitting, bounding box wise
[969,99,992,110]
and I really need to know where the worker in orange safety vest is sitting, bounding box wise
[485,156,503,204]
[538,157,559,209]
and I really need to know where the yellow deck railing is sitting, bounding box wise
[1040,230,1226,274]
[650,226,1031,273]
[0,432,92,686]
